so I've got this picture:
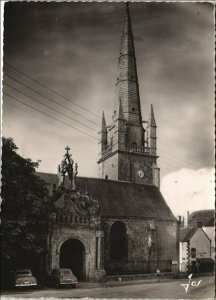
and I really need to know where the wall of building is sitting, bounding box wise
[179,242,188,272]
[118,152,157,185]
[98,153,118,180]
[102,217,178,275]
[190,228,210,258]
[203,227,215,260]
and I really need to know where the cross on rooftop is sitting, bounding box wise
[65,146,70,154]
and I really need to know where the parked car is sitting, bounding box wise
[14,269,37,288]
[48,268,78,288]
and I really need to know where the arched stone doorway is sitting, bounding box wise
[60,239,85,280]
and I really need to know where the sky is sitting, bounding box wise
[2,1,215,217]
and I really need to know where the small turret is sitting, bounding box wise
[112,99,126,151]
[98,111,107,153]
[147,104,157,156]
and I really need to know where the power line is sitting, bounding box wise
[4,93,98,141]
[5,100,85,141]
[4,96,190,174]
[125,136,194,169]
[158,147,195,168]
[4,63,102,120]
[159,157,190,170]
[4,82,97,133]
[4,73,99,127]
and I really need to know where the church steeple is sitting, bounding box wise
[98,3,159,187]
[114,2,142,126]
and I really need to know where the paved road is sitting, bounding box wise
[2,276,214,299]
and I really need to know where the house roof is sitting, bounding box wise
[38,172,177,221]
[181,227,197,242]
[181,226,211,243]
[179,227,192,241]
[188,209,215,227]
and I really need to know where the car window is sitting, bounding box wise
[16,271,31,276]
[60,269,72,275]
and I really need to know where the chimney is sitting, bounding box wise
[186,211,190,227]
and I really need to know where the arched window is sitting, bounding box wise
[110,221,127,260]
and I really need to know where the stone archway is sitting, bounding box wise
[60,238,85,280]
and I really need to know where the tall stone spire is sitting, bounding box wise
[147,104,157,156]
[114,2,142,126]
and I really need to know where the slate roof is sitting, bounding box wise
[38,172,177,221]
[181,227,197,242]
[179,227,191,241]
[181,227,211,243]
[188,209,215,227]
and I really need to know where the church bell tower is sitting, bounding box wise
[98,3,160,187]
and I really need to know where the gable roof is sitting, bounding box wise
[181,227,197,242]
[38,172,177,221]
[189,209,215,227]
[181,227,211,243]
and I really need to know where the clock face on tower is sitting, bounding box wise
[137,170,145,179]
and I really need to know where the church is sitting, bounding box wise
[39,3,179,281]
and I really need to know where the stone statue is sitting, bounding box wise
[57,146,78,191]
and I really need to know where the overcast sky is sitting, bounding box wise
[2,2,214,216]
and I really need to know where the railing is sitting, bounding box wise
[101,145,152,156]
[125,145,151,154]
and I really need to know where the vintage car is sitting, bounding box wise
[14,269,37,288]
[48,268,78,288]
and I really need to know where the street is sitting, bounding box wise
[1,276,214,299]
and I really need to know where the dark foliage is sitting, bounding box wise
[1,137,49,286]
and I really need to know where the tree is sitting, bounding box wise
[1,137,48,287]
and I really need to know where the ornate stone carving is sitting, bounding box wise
[63,190,100,217]
[54,148,100,218]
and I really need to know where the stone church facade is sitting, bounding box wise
[39,3,179,281]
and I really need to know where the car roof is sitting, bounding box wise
[52,268,71,271]
[15,269,32,272]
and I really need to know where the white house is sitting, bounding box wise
[180,225,214,273]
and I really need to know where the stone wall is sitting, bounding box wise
[102,217,178,275]
[47,225,105,281]
[98,153,118,180]
[98,151,158,185]
[118,152,157,184]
